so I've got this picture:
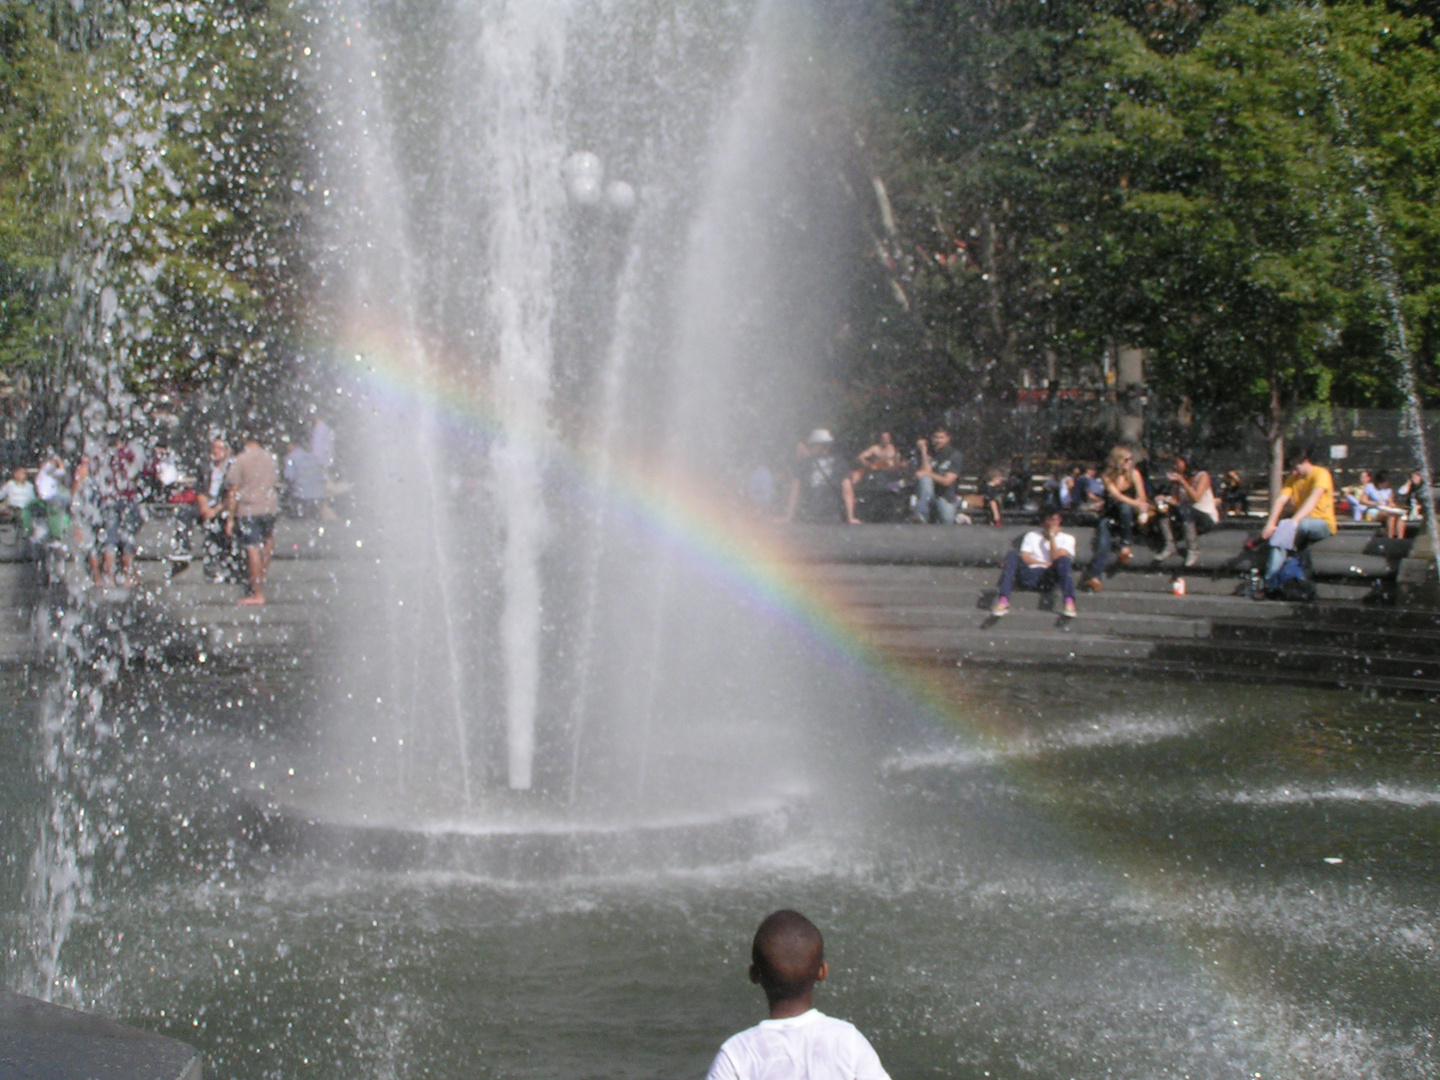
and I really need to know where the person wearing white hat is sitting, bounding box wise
[782,430,845,523]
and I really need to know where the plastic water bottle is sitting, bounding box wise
[1246,567,1262,599]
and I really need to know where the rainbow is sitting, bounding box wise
[321,312,1367,1070]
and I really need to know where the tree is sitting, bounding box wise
[1016,2,1440,487]
[854,0,1440,484]
[0,0,318,449]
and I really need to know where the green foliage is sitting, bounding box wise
[0,4,85,374]
[856,0,1440,432]
[0,0,317,438]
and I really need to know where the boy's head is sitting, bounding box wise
[749,910,827,1008]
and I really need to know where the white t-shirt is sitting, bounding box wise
[1019,529,1076,568]
[0,479,35,511]
[707,1009,890,1080]
[35,465,62,501]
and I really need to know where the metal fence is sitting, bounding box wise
[942,398,1436,483]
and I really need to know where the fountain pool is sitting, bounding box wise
[2,665,1437,1079]
[8,0,1439,1077]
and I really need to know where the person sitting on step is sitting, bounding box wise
[783,430,847,524]
[1218,469,1249,518]
[1363,470,1407,540]
[1260,445,1336,592]
[1397,470,1428,528]
[1154,455,1219,567]
[0,466,39,543]
[844,430,906,524]
[980,465,1006,526]
[1081,446,1149,593]
[990,510,1078,618]
[910,429,963,524]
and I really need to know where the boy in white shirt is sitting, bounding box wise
[990,510,1078,618]
[0,466,38,538]
[707,910,890,1080]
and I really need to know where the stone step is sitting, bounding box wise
[865,626,1158,663]
[775,523,1408,579]
[162,561,341,585]
[864,620,1440,695]
[1205,619,1440,657]
[0,628,35,664]
[1148,637,1440,682]
[161,604,325,628]
[800,566,1376,606]
[797,556,1373,587]
[861,601,1440,661]
[196,622,306,653]
[1068,589,1368,617]
[152,582,338,606]
[932,652,1440,698]
[853,603,1215,640]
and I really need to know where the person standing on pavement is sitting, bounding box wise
[99,431,144,587]
[225,434,280,606]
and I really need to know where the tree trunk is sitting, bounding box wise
[1267,380,1285,510]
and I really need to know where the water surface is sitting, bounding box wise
[3,665,1436,1079]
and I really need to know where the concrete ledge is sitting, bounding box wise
[774,522,1407,582]
[0,991,201,1080]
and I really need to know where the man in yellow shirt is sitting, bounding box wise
[1261,446,1336,584]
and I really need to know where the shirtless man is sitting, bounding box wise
[843,431,901,524]
[857,431,900,472]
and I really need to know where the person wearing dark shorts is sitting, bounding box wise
[237,513,276,549]
[99,434,144,587]
[225,435,281,605]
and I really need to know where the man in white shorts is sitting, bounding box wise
[707,910,890,1080]
[989,509,1078,618]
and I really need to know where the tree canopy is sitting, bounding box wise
[0,0,315,445]
[3,0,1439,455]
[847,0,1440,451]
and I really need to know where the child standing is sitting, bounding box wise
[707,910,890,1080]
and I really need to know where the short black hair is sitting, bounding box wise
[1287,445,1317,469]
[751,910,824,1001]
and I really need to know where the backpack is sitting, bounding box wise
[1266,554,1316,602]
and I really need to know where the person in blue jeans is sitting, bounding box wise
[912,428,962,523]
[1261,447,1337,587]
[1082,446,1149,592]
[990,511,1078,618]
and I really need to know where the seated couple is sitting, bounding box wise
[1344,469,1415,540]
[989,511,1078,619]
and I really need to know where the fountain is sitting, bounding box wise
[276,0,835,860]
[6,4,1439,1078]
